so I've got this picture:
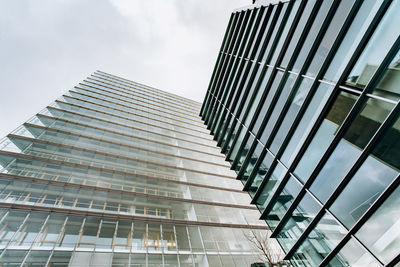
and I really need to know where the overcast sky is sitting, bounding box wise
[0,0,249,139]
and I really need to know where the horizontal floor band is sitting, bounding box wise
[0,172,255,210]
[0,150,244,193]
[27,116,224,159]
[69,90,206,130]
[94,71,202,108]
[0,202,267,229]
[8,134,235,179]
[46,106,217,150]
[74,85,203,125]
[56,98,212,141]
[16,125,228,168]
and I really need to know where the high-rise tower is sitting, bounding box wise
[201,0,400,266]
[0,70,273,266]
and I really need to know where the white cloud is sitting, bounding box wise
[0,0,249,139]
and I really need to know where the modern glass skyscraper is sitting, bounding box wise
[0,70,275,266]
[201,0,400,266]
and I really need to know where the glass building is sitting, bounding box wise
[201,0,400,266]
[0,70,275,266]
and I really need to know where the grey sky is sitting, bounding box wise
[0,0,249,139]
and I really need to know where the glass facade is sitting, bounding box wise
[201,0,400,266]
[0,70,276,266]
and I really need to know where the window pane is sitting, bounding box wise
[356,183,400,264]
[294,91,357,183]
[252,71,284,135]
[276,191,322,252]
[254,6,276,60]
[346,1,400,89]
[245,67,273,127]
[256,162,287,213]
[371,50,400,101]
[292,212,347,266]
[280,0,317,69]
[310,98,393,203]
[270,77,313,154]
[269,0,302,66]
[261,4,288,63]
[248,152,274,197]
[240,142,263,184]
[260,73,297,145]
[330,115,399,228]
[291,0,333,73]
[328,237,381,267]
[280,82,334,166]
[59,216,83,248]
[265,176,302,232]
[324,0,383,83]
[306,0,356,77]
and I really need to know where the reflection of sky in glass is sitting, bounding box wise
[356,185,400,264]
[349,1,400,78]
[330,237,381,267]
[310,140,361,203]
[294,119,338,183]
[330,153,398,228]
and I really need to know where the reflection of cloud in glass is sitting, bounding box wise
[330,151,397,228]
[349,1,400,78]
[356,186,400,263]
[310,140,360,203]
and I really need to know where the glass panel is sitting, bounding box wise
[79,217,100,248]
[59,216,83,248]
[114,220,131,250]
[294,91,357,183]
[291,0,334,73]
[245,67,273,127]
[372,50,400,101]
[148,254,162,267]
[228,125,247,162]
[328,237,381,267]
[356,183,400,264]
[324,0,383,83]
[37,214,65,248]
[310,98,393,203]
[292,212,347,266]
[252,71,284,135]
[280,0,317,68]
[240,143,263,184]
[254,6,276,60]
[15,213,46,247]
[97,221,116,249]
[276,191,322,252]
[147,223,161,251]
[280,82,334,167]
[132,222,146,251]
[0,210,28,246]
[248,152,274,197]
[346,1,400,89]
[162,224,176,252]
[330,115,400,228]
[256,162,287,212]
[131,253,146,266]
[247,9,267,58]
[269,0,301,66]
[266,176,302,232]
[260,73,297,145]
[188,226,203,252]
[306,0,356,77]
[261,4,288,63]
[270,77,313,154]
[235,134,254,172]
[175,225,190,251]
